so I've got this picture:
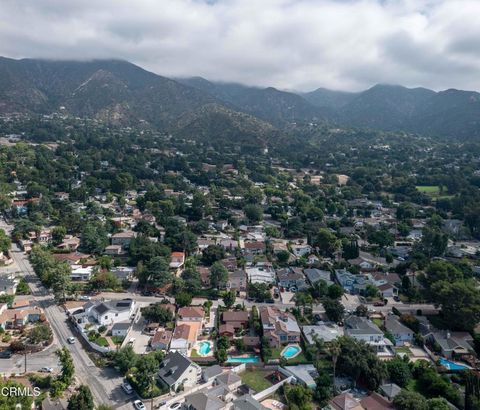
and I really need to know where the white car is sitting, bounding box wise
[169,403,182,410]
[40,367,53,373]
[67,337,75,344]
[128,337,136,344]
[79,295,91,301]
[134,400,146,410]
[122,381,134,394]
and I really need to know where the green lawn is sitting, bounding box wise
[94,337,109,347]
[190,349,200,358]
[373,318,384,328]
[241,370,273,393]
[416,185,440,194]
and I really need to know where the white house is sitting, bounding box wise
[158,351,202,392]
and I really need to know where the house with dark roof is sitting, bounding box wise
[158,351,201,392]
[304,268,333,286]
[276,268,308,290]
[384,315,413,346]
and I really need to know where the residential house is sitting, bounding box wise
[170,251,186,271]
[104,245,125,256]
[170,324,196,354]
[283,364,318,389]
[178,307,204,322]
[232,395,267,410]
[276,268,308,290]
[70,265,94,281]
[227,270,247,295]
[53,252,90,266]
[72,299,135,327]
[111,231,137,249]
[246,263,276,285]
[57,235,80,251]
[335,269,374,295]
[0,276,18,295]
[111,322,131,337]
[326,392,364,410]
[379,383,402,401]
[304,269,333,286]
[222,311,249,331]
[428,330,474,359]
[344,316,393,356]
[260,306,301,348]
[158,351,201,392]
[384,316,413,346]
[302,323,343,344]
[243,241,266,256]
[290,242,312,258]
[360,392,393,410]
[0,307,43,329]
[151,329,173,351]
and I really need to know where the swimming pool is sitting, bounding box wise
[439,357,470,371]
[227,355,260,363]
[281,345,301,359]
[198,341,212,355]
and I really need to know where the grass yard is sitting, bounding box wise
[241,370,273,393]
[373,318,384,328]
[93,337,109,347]
[190,349,200,358]
[416,185,449,198]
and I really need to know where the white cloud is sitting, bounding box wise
[0,0,479,91]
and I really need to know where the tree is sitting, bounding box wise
[215,348,228,363]
[175,292,193,307]
[223,290,236,309]
[313,229,338,256]
[52,226,67,246]
[68,385,94,410]
[0,380,34,408]
[181,266,202,295]
[135,354,160,396]
[365,284,379,299]
[142,256,172,288]
[327,284,344,300]
[211,261,229,289]
[393,390,428,410]
[235,338,246,353]
[355,305,368,317]
[142,304,174,325]
[202,245,225,265]
[217,336,230,350]
[323,298,345,322]
[386,356,412,387]
[114,346,137,374]
[276,250,290,264]
[284,384,314,410]
[27,323,52,344]
[57,347,75,386]
[327,340,341,393]
[52,262,72,303]
[244,204,263,223]
[261,336,272,362]
[81,222,108,254]
[0,229,11,253]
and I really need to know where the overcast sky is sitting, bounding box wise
[1,0,479,92]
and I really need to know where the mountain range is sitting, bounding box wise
[1,56,480,139]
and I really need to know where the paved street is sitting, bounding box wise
[0,218,133,408]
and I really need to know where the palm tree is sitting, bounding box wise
[327,340,341,394]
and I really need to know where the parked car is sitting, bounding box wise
[67,337,75,344]
[40,367,53,373]
[0,350,12,358]
[122,381,134,394]
[169,403,182,410]
[374,301,384,307]
[128,338,136,345]
[79,295,91,301]
[134,400,146,410]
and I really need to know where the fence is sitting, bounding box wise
[252,375,294,401]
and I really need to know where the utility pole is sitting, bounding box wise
[24,352,27,373]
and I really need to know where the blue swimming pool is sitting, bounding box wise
[439,357,470,371]
[198,341,212,355]
[227,355,260,363]
[282,345,301,359]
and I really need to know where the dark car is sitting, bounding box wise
[0,350,12,358]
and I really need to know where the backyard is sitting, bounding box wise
[240,369,273,393]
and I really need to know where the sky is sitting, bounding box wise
[1,0,479,92]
